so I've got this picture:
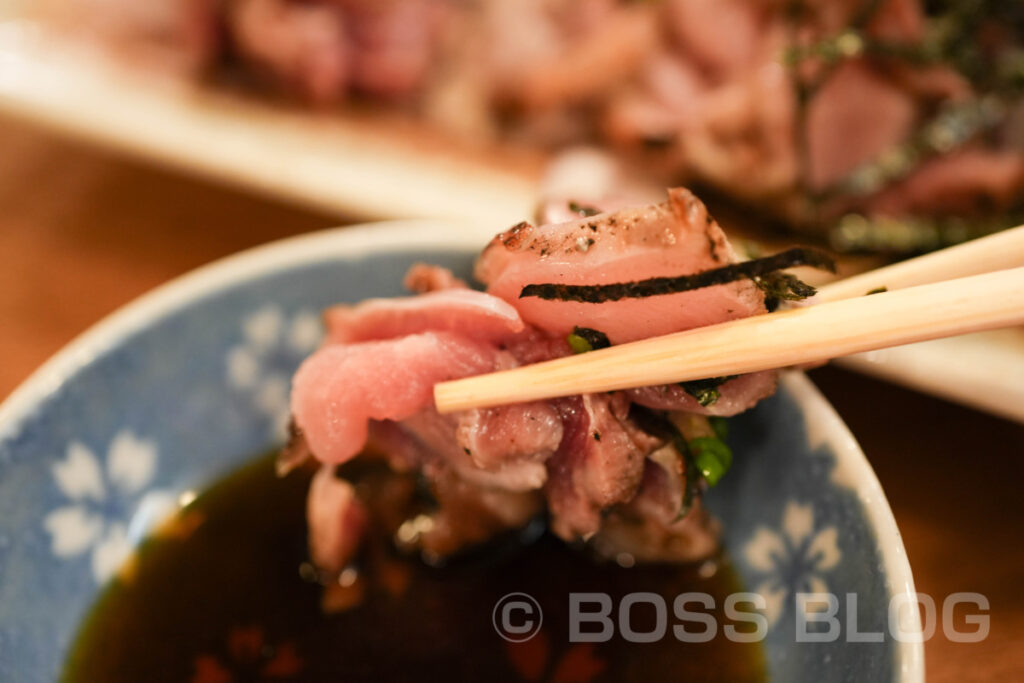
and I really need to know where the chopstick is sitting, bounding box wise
[813,223,1024,302]
[434,266,1024,413]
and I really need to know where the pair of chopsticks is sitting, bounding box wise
[434,225,1024,413]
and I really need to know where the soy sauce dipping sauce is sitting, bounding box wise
[63,454,766,682]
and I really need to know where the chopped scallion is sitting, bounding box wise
[567,326,611,353]
[567,333,593,354]
[688,436,733,487]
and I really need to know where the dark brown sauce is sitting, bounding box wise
[62,454,766,682]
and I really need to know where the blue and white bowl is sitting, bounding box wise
[0,222,923,682]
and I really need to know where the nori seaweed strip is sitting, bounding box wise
[519,247,835,303]
[755,271,820,311]
[568,201,601,217]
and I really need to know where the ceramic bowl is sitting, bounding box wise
[0,222,923,682]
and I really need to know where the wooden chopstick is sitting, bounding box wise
[434,267,1024,413]
[813,223,1024,303]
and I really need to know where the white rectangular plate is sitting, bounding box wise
[0,12,540,231]
[2,10,1023,423]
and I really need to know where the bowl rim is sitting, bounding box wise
[0,220,924,681]
[778,372,923,682]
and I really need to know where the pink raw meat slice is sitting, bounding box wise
[307,466,369,572]
[324,289,525,344]
[806,61,916,191]
[291,331,500,463]
[475,187,767,344]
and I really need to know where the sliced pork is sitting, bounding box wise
[290,187,804,571]
[307,466,369,573]
[456,402,564,471]
[59,0,1023,242]
[476,187,768,344]
[291,331,504,463]
[544,393,649,540]
[228,0,352,103]
[323,289,524,345]
[628,372,779,417]
[224,0,446,103]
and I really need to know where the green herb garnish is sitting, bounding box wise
[566,326,611,353]
[680,376,734,407]
[866,286,888,295]
[754,272,820,312]
[627,406,734,518]
[567,333,592,354]
[829,212,1022,254]
[780,0,1024,248]
[688,436,733,487]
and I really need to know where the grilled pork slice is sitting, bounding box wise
[224,0,447,103]
[475,187,767,344]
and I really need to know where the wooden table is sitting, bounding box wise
[1,116,1021,682]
